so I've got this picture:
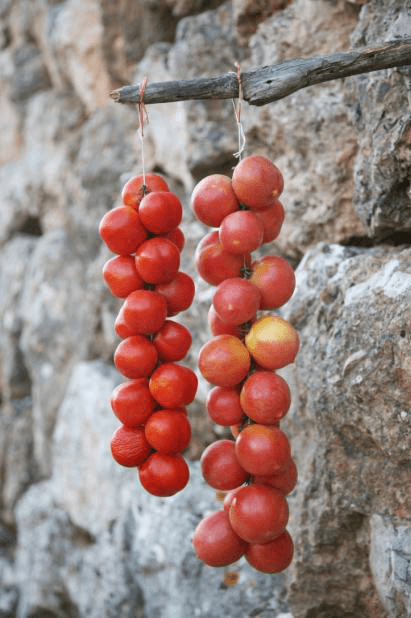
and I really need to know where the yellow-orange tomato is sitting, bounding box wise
[245,316,299,370]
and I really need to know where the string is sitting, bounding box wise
[232,63,246,160]
[138,76,149,186]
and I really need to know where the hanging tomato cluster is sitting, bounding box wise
[99,173,198,497]
[191,155,299,574]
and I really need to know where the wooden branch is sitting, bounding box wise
[111,38,411,107]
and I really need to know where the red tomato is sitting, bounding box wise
[99,206,148,255]
[255,199,285,244]
[232,155,284,210]
[235,424,291,476]
[245,530,294,573]
[192,510,248,567]
[198,335,251,387]
[122,289,167,335]
[110,379,156,427]
[228,483,289,544]
[155,272,195,316]
[253,458,298,496]
[206,385,245,426]
[195,231,250,286]
[102,255,145,298]
[110,425,152,467]
[240,371,291,424]
[219,210,264,255]
[212,278,261,326]
[135,237,180,284]
[149,363,198,408]
[162,226,185,252]
[208,305,247,337]
[138,452,189,496]
[201,439,249,491]
[121,173,169,210]
[145,409,191,454]
[191,174,239,227]
[153,320,192,362]
[139,192,182,234]
[223,486,243,513]
[113,335,158,379]
[114,305,135,339]
[250,256,295,310]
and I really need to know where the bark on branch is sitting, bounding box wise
[111,38,411,107]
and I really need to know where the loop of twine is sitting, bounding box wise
[232,63,246,160]
[138,76,149,186]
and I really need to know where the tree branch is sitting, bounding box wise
[111,38,411,107]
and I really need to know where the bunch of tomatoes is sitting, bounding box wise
[191,155,299,574]
[99,174,198,497]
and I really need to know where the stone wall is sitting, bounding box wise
[0,0,410,617]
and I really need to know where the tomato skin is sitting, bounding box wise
[110,379,156,427]
[145,409,191,454]
[206,385,245,427]
[114,305,135,339]
[250,256,295,310]
[235,424,291,476]
[255,199,284,244]
[232,155,284,210]
[155,272,195,316]
[198,335,251,388]
[103,255,145,298]
[191,174,239,227]
[228,483,289,544]
[200,439,249,491]
[121,173,170,210]
[99,206,148,255]
[139,192,182,234]
[245,316,300,370]
[162,226,185,252]
[212,278,261,326]
[208,305,248,338]
[113,335,158,380]
[135,237,180,284]
[245,530,294,573]
[149,363,198,408]
[110,425,153,467]
[153,320,192,362]
[139,452,189,496]
[253,458,298,496]
[195,232,250,286]
[192,510,248,567]
[240,371,291,424]
[219,210,264,255]
[122,289,168,335]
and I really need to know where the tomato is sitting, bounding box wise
[191,174,239,227]
[219,210,264,255]
[114,305,135,339]
[110,379,156,427]
[235,424,291,476]
[149,363,198,408]
[253,458,298,496]
[192,510,248,567]
[212,278,261,326]
[121,173,169,209]
[113,335,158,379]
[228,483,289,544]
[245,316,300,370]
[155,271,195,316]
[102,255,145,298]
[232,155,284,210]
[250,256,295,310]
[153,320,192,362]
[245,530,294,573]
[139,191,182,234]
[201,439,249,490]
[138,452,189,496]
[135,237,180,284]
[195,231,250,286]
[110,425,152,467]
[208,305,248,338]
[99,206,148,255]
[240,371,291,424]
[122,289,167,335]
[198,335,251,387]
[162,226,185,252]
[223,486,243,513]
[145,409,191,454]
[206,385,245,427]
[255,199,285,244]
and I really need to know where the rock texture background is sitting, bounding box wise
[0,0,410,616]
